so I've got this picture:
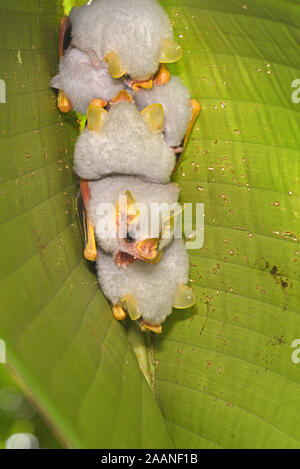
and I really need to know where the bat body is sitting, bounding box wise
[51,1,199,330]
[51,0,199,152]
[50,48,123,115]
[74,100,175,182]
[96,238,190,326]
[69,0,175,81]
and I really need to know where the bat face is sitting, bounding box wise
[69,0,182,82]
[87,176,180,267]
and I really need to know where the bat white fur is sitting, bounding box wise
[50,48,123,114]
[74,101,176,182]
[69,0,173,80]
[97,238,189,325]
[88,175,180,256]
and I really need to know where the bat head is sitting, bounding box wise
[69,0,182,82]
[88,176,181,267]
[114,189,183,266]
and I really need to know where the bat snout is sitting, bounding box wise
[137,238,159,260]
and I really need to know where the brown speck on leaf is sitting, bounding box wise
[272,336,285,346]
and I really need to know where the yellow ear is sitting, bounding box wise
[116,190,140,225]
[104,51,126,78]
[125,190,140,224]
[141,103,164,131]
[161,205,183,239]
[173,284,196,309]
[121,294,141,321]
[159,39,183,63]
[87,104,107,133]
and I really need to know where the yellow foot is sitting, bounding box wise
[127,78,153,91]
[154,64,170,86]
[58,90,72,113]
[112,304,127,321]
[139,321,162,334]
[89,98,108,109]
[110,90,134,104]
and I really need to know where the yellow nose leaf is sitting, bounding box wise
[104,51,126,78]
[141,103,164,131]
[173,284,195,309]
[118,190,140,225]
[87,105,107,133]
[122,295,141,321]
[137,238,159,260]
[159,39,183,63]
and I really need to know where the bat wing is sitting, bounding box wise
[76,180,97,262]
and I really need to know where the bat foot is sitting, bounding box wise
[125,78,153,91]
[112,304,127,321]
[89,98,108,109]
[154,64,170,86]
[110,90,134,105]
[139,321,162,334]
[58,90,72,113]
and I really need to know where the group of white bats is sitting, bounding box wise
[51,0,200,333]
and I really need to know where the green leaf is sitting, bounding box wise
[0,0,300,449]
[155,0,300,449]
[0,365,60,449]
[0,0,171,449]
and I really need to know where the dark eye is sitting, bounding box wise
[126,233,135,243]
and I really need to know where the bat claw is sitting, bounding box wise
[58,90,72,113]
[154,64,170,86]
[139,320,162,334]
[89,98,108,109]
[112,304,127,320]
